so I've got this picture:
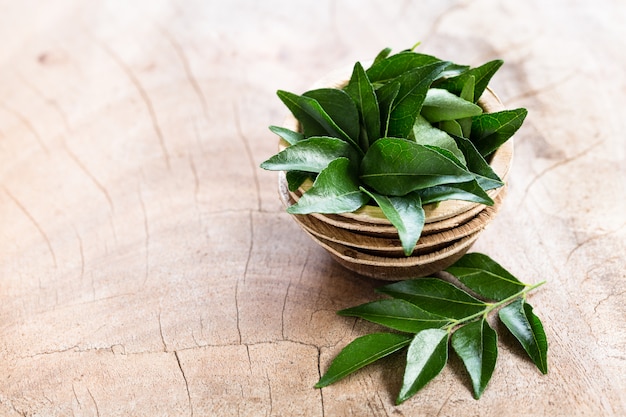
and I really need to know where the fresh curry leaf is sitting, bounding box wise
[378,278,487,320]
[438,119,464,138]
[360,187,425,256]
[397,329,449,404]
[436,60,503,102]
[499,300,548,374]
[451,134,504,190]
[360,138,474,196]
[366,52,442,84]
[269,125,305,145]
[386,62,451,138]
[315,332,412,388]
[451,319,498,399]
[371,47,393,67]
[287,157,368,214]
[339,299,450,333]
[470,108,528,157]
[303,88,361,145]
[285,171,310,192]
[344,62,381,149]
[276,90,329,138]
[446,253,526,301]
[417,180,494,206]
[260,136,358,173]
[421,88,483,123]
[410,115,466,164]
[375,81,401,138]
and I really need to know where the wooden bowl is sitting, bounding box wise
[274,70,513,280]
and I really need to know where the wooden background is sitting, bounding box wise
[1,1,624,415]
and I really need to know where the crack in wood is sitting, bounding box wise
[174,351,194,417]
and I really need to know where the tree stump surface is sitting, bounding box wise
[1,1,624,416]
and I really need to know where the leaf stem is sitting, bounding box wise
[444,281,545,332]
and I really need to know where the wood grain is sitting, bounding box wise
[1,1,624,416]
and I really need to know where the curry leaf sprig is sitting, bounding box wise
[315,253,548,404]
[261,45,527,256]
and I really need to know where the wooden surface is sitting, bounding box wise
[1,1,624,415]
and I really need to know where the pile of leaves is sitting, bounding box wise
[315,253,548,404]
[261,45,527,255]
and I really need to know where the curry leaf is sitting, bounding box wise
[451,134,504,190]
[360,138,474,196]
[470,108,528,157]
[378,278,487,320]
[417,180,494,206]
[451,319,498,399]
[360,187,425,256]
[276,90,329,138]
[436,60,503,102]
[315,333,412,388]
[421,88,483,123]
[410,115,466,164]
[285,171,310,192]
[260,136,358,173]
[287,157,367,214]
[344,62,381,148]
[303,88,361,145]
[446,253,526,301]
[371,47,393,67]
[366,52,441,84]
[339,299,450,333]
[375,81,401,138]
[269,125,305,145]
[386,62,450,138]
[499,300,548,374]
[439,119,464,138]
[397,329,449,404]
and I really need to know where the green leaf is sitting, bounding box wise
[366,52,441,84]
[470,108,528,157]
[451,135,504,190]
[371,47,392,67]
[460,75,476,103]
[285,171,310,192]
[421,88,483,123]
[339,299,450,333]
[378,278,487,320]
[417,180,494,206]
[303,88,361,144]
[446,253,526,301]
[439,119,464,138]
[410,115,466,165]
[451,319,498,399]
[287,157,368,214]
[360,188,425,256]
[397,329,449,404]
[360,138,474,196]
[315,332,412,388]
[259,136,358,173]
[375,81,401,138]
[276,90,329,138]
[387,62,450,138]
[499,299,548,374]
[344,62,381,148]
[436,60,503,102]
[269,125,304,146]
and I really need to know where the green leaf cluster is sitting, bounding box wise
[261,45,527,256]
[315,253,548,404]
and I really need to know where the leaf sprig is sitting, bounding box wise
[261,45,527,256]
[315,253,548,404]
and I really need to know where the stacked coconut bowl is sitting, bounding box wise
[276,83,513,280]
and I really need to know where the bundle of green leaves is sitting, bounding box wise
[316,252,548,404]
[261,45,527,256]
